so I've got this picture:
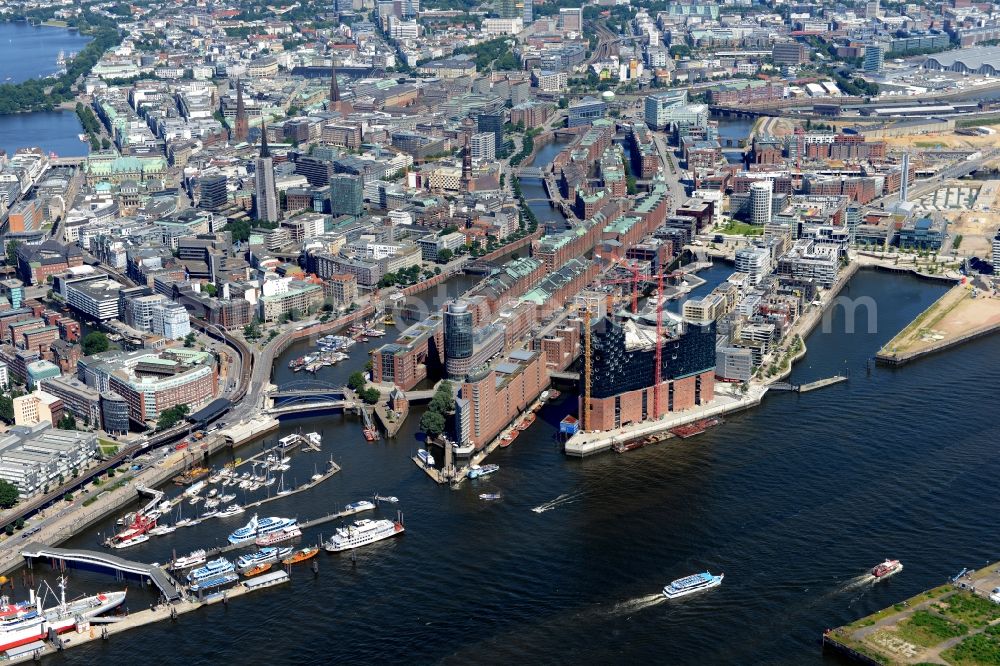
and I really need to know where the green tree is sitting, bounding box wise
[203,283,217,297]
[347,371,366,391]
[360,387,381,404]
[243,320,262,340]
[0,480,18,509]
[6,240,21,265]
[184,332,197,348]
[437,248,454,263]
[157,404,190,430]
[82,331,110,355]
[419,409,446,437]
[57,413,78,430]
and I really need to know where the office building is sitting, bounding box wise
[0,423,98,496]
[558,7,582,31]
[864,43,884,74]
[255,127,279,222]
[444,301,473,378]
[329,174,363,216]
[12,391,62,427]
[81,349,218,425]
[470,132,496,161]
[477,111,504,158]
[567,97,606,128]
[40,376,101,426]
[993,231,1000,268]
[101,391,130,435]
[772,41,809,66]
[750,180,774,226]
[198,174,228,210]
[151,302,192,340]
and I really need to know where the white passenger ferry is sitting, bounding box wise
[662,572,724,599]
[324,519,404,552]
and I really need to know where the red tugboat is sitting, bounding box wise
[871,559,903,580]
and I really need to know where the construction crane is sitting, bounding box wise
[652,270,665,417]
[582,307,592,432]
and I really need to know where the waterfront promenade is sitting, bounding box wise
[564,383,768,457]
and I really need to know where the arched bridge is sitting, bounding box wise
[268,381,349,406]
[22,543,183,601]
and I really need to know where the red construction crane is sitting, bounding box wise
[596,267,676,417]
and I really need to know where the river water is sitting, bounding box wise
[37,268,1000,665]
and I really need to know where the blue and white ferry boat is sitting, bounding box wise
[189,572,239,593]
[467,464,499,479]
[236,547,292,572]
[187,558,235,583]
[662,572,724,599]
[228,514,298,545]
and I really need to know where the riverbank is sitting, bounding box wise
[876,283,1000,366]
[824,561,1000,665]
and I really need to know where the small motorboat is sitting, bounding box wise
[871,559,903,580]
[375,495,399,503]
[479,493,502,501]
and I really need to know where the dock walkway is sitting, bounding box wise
[22,543,183,600]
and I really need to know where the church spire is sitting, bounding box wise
[233,79,249,142]
[259,118,270,159]
[330,64,341,104]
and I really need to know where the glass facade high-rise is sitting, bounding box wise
[329,174,363,216]
[198,174,228,210]
[477,111,504,158]
[444,301,473,363]
[589,317,716,399]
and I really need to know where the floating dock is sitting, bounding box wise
[824,561,1000,665]
[6,571,290,665]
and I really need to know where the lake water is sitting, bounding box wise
[0,22,91,83]
[0,22,91,157]
[0,110,87,157]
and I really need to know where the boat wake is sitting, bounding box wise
[531,491,586,514]
[608,593,666,616]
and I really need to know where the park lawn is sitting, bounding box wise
[720,220,764,236]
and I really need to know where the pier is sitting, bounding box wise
[876,283,1000,367]
[6,572,289,665]
[824,560,1000,665]
[769,376,848,393]
[21,543,183,600]
[201,502,370,558]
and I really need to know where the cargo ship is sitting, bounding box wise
[669,417,723,439]
[174,467,210,485]
[612,433,671,454]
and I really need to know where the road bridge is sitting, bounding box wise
[22,543,183,601]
